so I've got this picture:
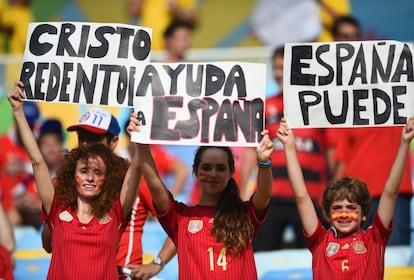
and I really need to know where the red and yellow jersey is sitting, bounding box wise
[158,197,266,280]
[306,212,391,279]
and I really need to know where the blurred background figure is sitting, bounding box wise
[250,0,321,49]
[0,101,39,227]
[0,0,32,54]
[0,201,15,280]
[331,15,361,41]
[162,20,193,63]
[126,0,198,50]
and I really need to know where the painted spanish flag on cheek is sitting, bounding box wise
[96,178,104,188]
[331,210,359,221]
[198,171,208,182]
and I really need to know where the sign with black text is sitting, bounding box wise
[20,22,267,146]
[20,22,152,107]
[284,40,414,127]
[130,62,266,146]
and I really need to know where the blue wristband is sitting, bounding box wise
[257,159,272,168]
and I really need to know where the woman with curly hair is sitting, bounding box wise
[8,81,141,279]
[128,112,274,280]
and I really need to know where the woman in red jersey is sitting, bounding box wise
[277,117,414,280]
[129,112,274,280]
[8,81,141,280]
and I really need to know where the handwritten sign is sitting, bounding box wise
[283,40,414,127]
[20,22,267,146]
[20,22,152,107]
[130,62,266,146]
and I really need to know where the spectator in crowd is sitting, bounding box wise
[277,116,414,279]
[323,14,362,180]
[162,20,193,63]
[331,15,360,42]
[131,109,274,279]
[316,0,352,42]
[126,0,198,50]
[0,201,14,280]
[0,0,33,54]
[0,101,39,226]
[241,46,333,251]
[8,81,141,279]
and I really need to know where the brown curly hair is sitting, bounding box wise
[321,177,372,223]
[55,144,129,219]
[192,146,254,257]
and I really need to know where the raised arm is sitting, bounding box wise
[7,82,55,213]
[240,147,257,200]
[377,117,414,228]
[138,143,170,214]
[277,118,319,236]
[119,142,141,218]
[251,130,274,218]
[129,112,170,214]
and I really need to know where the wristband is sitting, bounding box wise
[257,159,272,168]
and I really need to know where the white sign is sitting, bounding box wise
[20,22,267,146]
[283,40,414,128]
[130,62,267,147]
[20,22,152,107]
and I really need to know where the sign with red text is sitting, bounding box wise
[284,40,414,128]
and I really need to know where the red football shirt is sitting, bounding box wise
[45,195,126,280]
[158,197,266,280]
[305,212,391,279]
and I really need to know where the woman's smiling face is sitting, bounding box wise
[75,156,106,199]
[196,148,232,198]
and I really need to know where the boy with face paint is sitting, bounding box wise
[277,117,414,279]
